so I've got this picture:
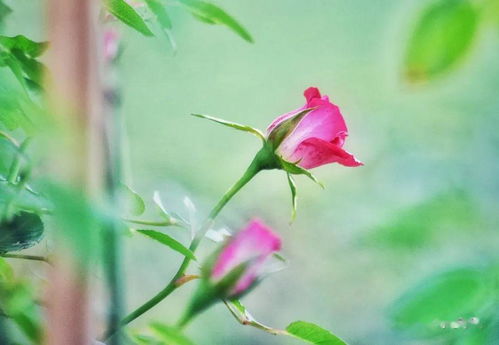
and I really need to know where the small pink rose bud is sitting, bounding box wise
[267,87,363,169]
[210,219,281,297]
[103,28,120,62]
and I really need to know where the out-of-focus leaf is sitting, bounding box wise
[404,0,479,82]
[205,227,231,242]
[191,113,265,140]
[0,212,44,253]
[389,267,493,338]
[42,183,101,266]
[0,1,12,27]
[137,229,196,260]
[105,0,154,36]
[121,183,145,216]
[365,190,481,250]
[0,257,13,281]
[145,0,172,29]
[150,323,196,345]
[0,93,34,132]
[0,180,50,214]
[286,321,348,345]
[178,0,253,42]
[0,35,47,59]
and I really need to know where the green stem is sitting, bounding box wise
[104,148,270,339]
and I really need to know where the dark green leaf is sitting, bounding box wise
[389,267,493,337]
[286,173,297,221]
[150,323,196,345]
[404,0,479,82]
[0,212,44,253]
[191,113,265,140]
[145,0,172,29]
[286,321,348,345]
[137,229,196,260]
[178,0,253,42]
[105,0,154,36]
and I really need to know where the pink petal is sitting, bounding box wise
[289,137,363,169]
[278,102,348,159]
[211,219,281,295]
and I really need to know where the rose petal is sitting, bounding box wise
[289,137,363,169]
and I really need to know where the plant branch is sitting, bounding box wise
[1,253,51,264]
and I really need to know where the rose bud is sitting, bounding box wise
[267,87,363,169]
[180,219,281,327]
[210,218,281,297]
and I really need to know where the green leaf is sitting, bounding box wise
[286,173,297,221]
[389,267,493,338]
[191,113,265,140]
[105,0,154,36]
[404,0,479,82]
[137,229,196,261]
[121,183,145,216]
[178,0,253,42]
[145,0,172,29]
[278,157,324,188]
[286,321,348,345]
[150,323,196,345]
[0,212,44,253]
[268,107,315,149]
[0,35,48,58]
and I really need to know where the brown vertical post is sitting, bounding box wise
[44,0,103,344]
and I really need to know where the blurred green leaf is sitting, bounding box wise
[121,183,145,216]
[365,190,481,250]
[0,35,47,59]
[191,113,265,141]
[105,0,154,36]
[150,323,196,345]
[0,93,34,132]
[42,183,101,266]
[389,267,493,338]
[137,229,196,260]
[0,212,44,253]
[145,0,172,29]
[404,0,479,82]
[178,0,253,42]
[286,321,348,345]
[0,257,14,281]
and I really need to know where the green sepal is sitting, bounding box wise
[136,229,197,261]
[278,157,324,188]
[191,113,265,141]
[286,173,297,222]
[267,107,315,150]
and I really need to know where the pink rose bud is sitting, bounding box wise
[210,219,281,297]
[267,87,363,169]
[103,29,120,62]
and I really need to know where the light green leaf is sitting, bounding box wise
[145,0,172,29]
[105,0,154,36]
[121,183,145,216]
[178,0,253,42]
[150,323,196,345]
[137,229,196,261]
[279,157,324,188]
[0,35,47,58]
[286,173,297,221]
[404,0,479,82]
[0,212,44,253]
[389,267,493,337]
[191,113,265,141]
[286,321,348,345]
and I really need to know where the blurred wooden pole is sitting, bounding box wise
[44,0,103,344]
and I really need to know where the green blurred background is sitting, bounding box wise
[6,0,499,344]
